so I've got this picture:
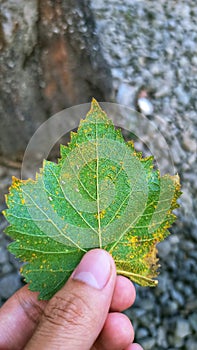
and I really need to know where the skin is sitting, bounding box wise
[0,250,144,350]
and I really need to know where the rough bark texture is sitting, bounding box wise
[0,0,112,159]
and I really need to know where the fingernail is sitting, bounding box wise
[72,249,111,290]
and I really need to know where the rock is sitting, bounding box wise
[182,131,197,152]
[137,97,154,115]
[150,62,162,75]
[9,253,23,270]
[163,300,178,315]
[159,292,169,305]
[157,326,167,347]
[184,38,197,53]
[0,273,22,299]
[155,84,171,98]
[189,250,197,259]
[157,272,169,294]
[137,327,149,339]
[170,289,185,306]
[180,239,194,251]
[174,85,190,105]
[188,152,197,165]
[170,137,185,164]
[180,189,193,216]
[132,307,146,318]
[183,285,193,297]
[168,334,184,348]
[157,240,171,258]
[188,313,197,332]
[139,298,155,311]
[140,337,156,350]
[175,318,191,338]
[0,247,8,264]
[185,299,197,314]
[168,234,180,245]
[185,338,197,350]
[139,314,155,329]
[179,56,189,68]
[116,83,137,107]
[111,68,124,80]
[1,262,13,275]
[191,56,197,66]
[191,220,197,241]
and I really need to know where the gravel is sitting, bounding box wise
[0,1,197,349]
[0,166,25,306]
[0,273,22,300]
[92,1,197,349]
[175,318,191,338]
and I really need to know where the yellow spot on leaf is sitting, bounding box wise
[95,209,106,219]
[129,236,139,244]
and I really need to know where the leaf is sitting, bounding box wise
[3,99,181,299]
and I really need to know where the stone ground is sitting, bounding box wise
[0,1,197,349]
[91,1,197,349]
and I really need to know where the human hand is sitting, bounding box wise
[0,249,143,350]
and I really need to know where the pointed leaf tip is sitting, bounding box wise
[91,97,100,107]
[90,97,103,114]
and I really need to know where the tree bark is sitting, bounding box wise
[0,0,112,160]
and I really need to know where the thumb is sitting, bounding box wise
[25,249,116,350]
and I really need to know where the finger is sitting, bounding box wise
[0,285,47,350]
[110,275,136,311]
[25,249,117,350]
[125,343,144,350]
[93,312,134,350]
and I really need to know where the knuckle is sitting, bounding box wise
[43,292,91,329]
[16,291,44,325]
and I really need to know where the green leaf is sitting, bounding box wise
[3,99,181,299]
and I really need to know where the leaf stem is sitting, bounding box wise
[116,269,158,286]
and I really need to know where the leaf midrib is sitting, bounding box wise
[95,118,102,248]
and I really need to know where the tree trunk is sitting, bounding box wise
[0,0,112,160]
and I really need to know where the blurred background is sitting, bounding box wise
[0,1,197,349]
